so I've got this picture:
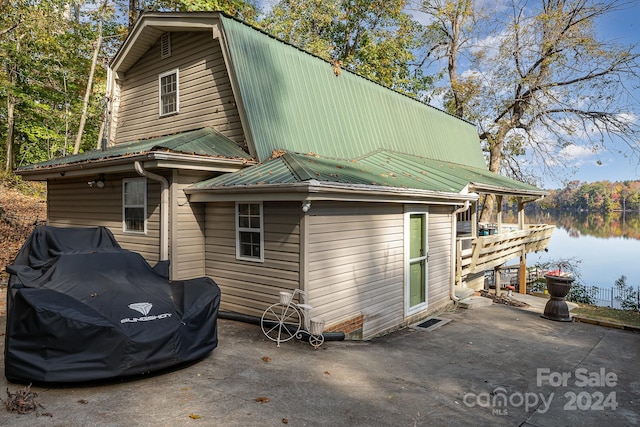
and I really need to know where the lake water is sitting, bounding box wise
[506,210,640,289]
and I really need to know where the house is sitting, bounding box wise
[16,12,553,340]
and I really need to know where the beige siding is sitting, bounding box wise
[113,31,245,147]
[171,170,212,280]
[427,206,454,309]
[47,174,161,264]
[200,199,454,340]
[306,202,405,340]
[204,201,301,317]
[306,202,454,340]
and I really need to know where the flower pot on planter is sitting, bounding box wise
[541,273,574,322]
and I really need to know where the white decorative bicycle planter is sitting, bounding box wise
[261,289,325,349]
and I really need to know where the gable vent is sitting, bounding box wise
[161,33,171,59]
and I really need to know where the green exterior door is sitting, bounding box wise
[407,212,428,314]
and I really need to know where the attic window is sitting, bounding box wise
[159,69,179,116]
[161,33,171,59]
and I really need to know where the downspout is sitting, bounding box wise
[134,161,169,261]
[450,201,471,302]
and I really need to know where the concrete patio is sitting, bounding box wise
[0,296,638,426]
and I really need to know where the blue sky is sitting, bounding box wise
[256,1,639,189]
[566,2,640,189]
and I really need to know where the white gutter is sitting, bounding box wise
[450,201,471,302]
[134,161,169,261]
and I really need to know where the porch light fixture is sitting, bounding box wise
[301,201,311,212]
[88,174,105,188]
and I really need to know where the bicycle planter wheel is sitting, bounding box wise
[261,303,302,346]
[308,333,324,349]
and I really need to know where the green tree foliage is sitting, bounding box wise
[567,281,598,305]
[0,1,122,171]
[262,0,433,100]
[614,275,640,311]
[543,180,640,212]
[133,0,258,23]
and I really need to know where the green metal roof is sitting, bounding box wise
[220,16,487,168]
[189,151,546,196]
[17,127,251,171]
[364,152,545,195]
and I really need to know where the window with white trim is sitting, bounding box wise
[123,178,147,233]
[159,69,179,116]
[236,202,264,262]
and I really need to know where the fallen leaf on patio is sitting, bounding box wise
[189,413,201,419]
[4,384,41,414]
[262,356,271,363]
[282,418,289,424]
[324,371,330,375]
[182,387,191,391]
[255,397,270,404]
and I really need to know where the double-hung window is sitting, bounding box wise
[123,178,147,233]
[236,202,264,262]
[159,69,179,116]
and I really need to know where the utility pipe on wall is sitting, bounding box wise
[450,201,471,302]
[134,161,169,261]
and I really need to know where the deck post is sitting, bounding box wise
[497,195,503,233]
[471,201,477,237]
[456,238,463,286]
[517,197,525,231]
[517,197,526,294]
[519,249,527,294]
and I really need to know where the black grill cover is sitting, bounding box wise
[5,226,221,383]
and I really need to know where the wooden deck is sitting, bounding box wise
[456,224,554,285]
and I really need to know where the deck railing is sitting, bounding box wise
[456,224,555,284]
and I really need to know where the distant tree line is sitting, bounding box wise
[540,180,640,212]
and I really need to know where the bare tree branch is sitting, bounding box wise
[0,22,19,38]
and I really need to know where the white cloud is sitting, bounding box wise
[471,32,505,57]
[559,144,598,163]
[616,112,639,128]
